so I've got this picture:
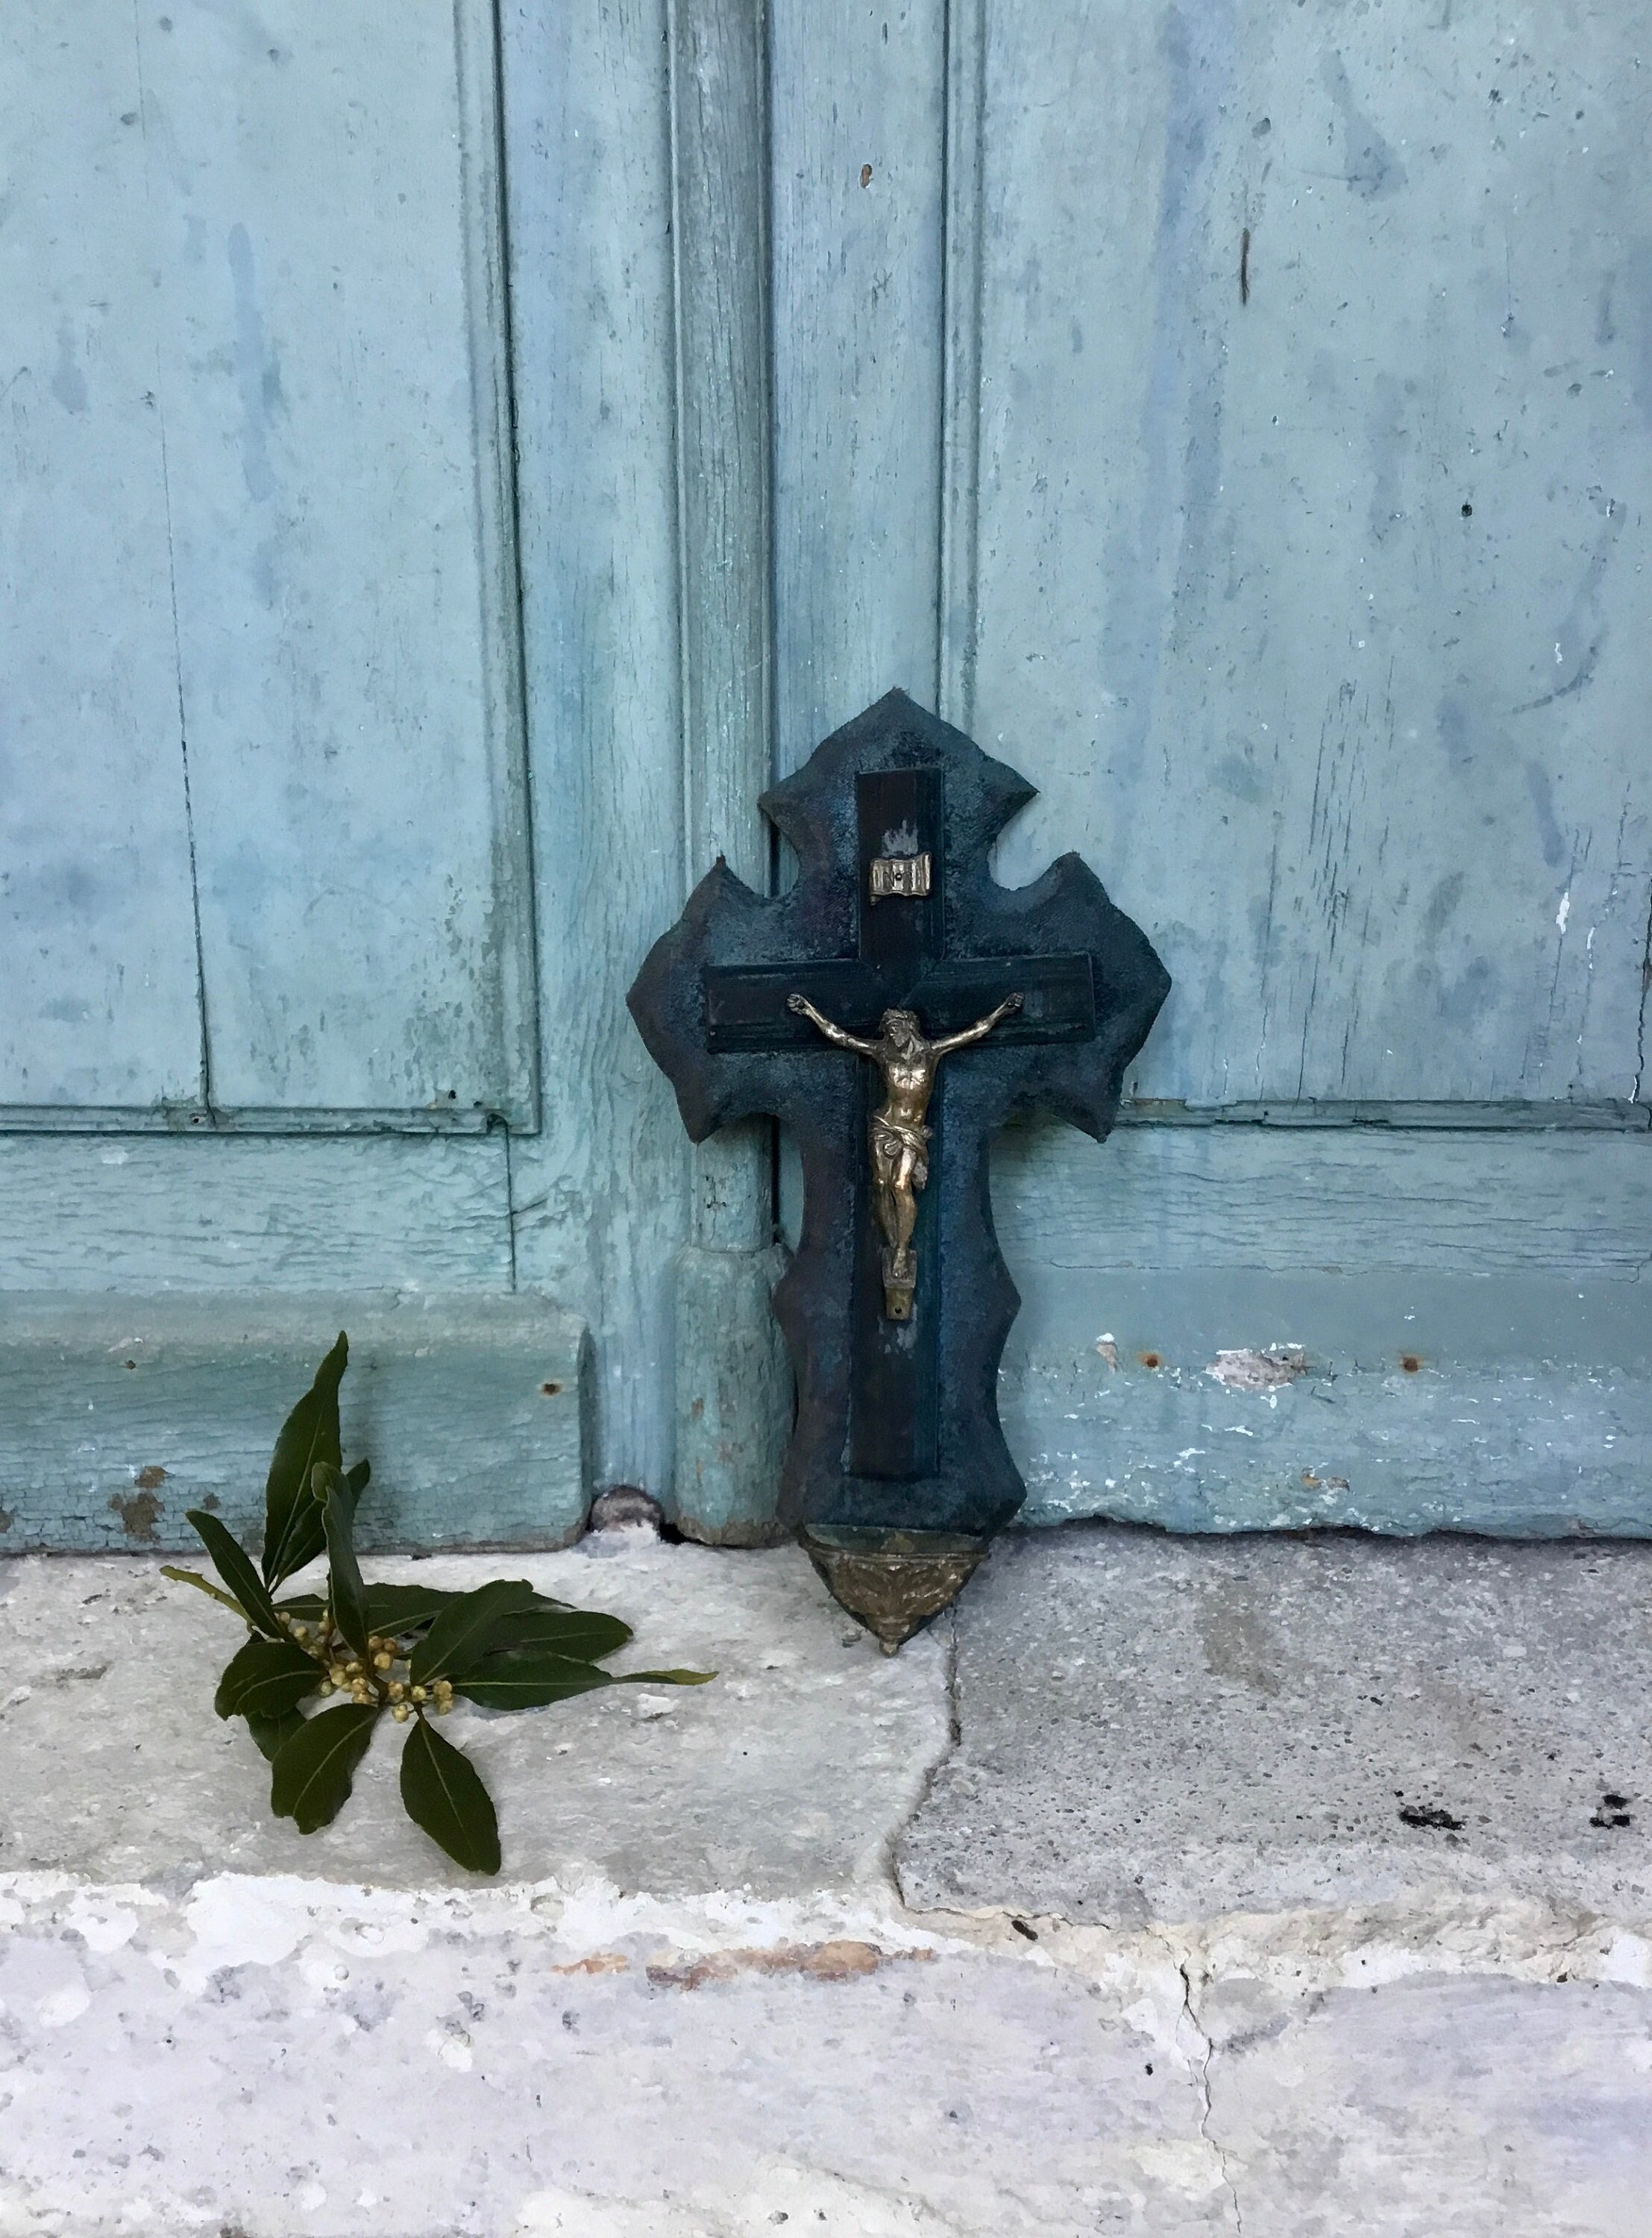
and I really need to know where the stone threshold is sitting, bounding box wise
[2,1527,1650,2235]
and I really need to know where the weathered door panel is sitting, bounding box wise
[973,1,1651,1107]
[4,0,535,1130]
[1,3,203,1111]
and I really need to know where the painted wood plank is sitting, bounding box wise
[499,0,691,1493]
[0,1135,512,1292]
[770,0,949,771]
[0,1,203,1109]
[132,0,535,1120]
[1005,1289,1652,1540]
[666,1,795,1538]
[993,1123,1652,1281]
[972,1,1652,1108]
[0,1292,586,1553]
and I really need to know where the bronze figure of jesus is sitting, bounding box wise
[786,990,1023,1320]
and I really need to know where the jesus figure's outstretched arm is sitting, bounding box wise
[931,991,1023,1057]
[787,992,882,1059]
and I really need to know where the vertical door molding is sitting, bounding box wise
[666,0,792,1541]
[938,0,987,736]
[453,0,541,1137]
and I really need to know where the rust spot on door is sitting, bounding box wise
[109,1490,163,1541]
[134,1464,168,1491]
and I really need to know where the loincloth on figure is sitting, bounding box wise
[870,1111,931,1190]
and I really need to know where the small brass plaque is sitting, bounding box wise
[869,851,932,901]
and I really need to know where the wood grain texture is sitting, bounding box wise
[993,1122,1652,1280]
[971,0,1652,1108]
[770,0,949,771]
[500,0,691,1492]
[0,1291,586,1552]
[0,1,203,1108]
[0,1135,512,1292]
[115,0,532,1121]
[665,1,795,1533]
[670,0,775,1258]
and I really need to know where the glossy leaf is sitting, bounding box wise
[452,1652,713,1712]
[275,1581,474,1637]
[246,1708,307,1763]
[269,1703,380,1833]
[409,1579,538,1684]
[451,1652,615,1711]
[163,1565,248,1617]
[480,1606,632,1664]
[400,1715,500,1874]
[261,1333,348,1586]
[362,1583,463,1635]
[320,1470,370,1659]
[345,1456,371,1502]
[186,1510,284,1637]
[214,1635,323,1721]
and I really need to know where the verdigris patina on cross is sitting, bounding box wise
[629,691,1169,1645]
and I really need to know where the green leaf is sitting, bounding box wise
[261,1332,348,1587]
[363,1582,462,1635]
[214,1635,323,1721]
[277,1581,484,1638]
[163,1565,248,1617]
[450,1652,713,1712]
[400,1715,500,1874]
[451,1651,616,1711]
[409,1579,538,1685]
[246,1708,307,1763]
[480,1606,633,1664]
[269,1703,380,1833]
[345,1456,371,1502]
[320,1470,370,1659]
[186,1510,285,1637]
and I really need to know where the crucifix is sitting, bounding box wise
[629,691,1169,1647]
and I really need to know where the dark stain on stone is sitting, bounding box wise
[134,1464,168,1491]
[1591,1790,1633,1828]
[1398,1802,1464,1831]
[0,1505,13,1534]
[110,1489,163,1542]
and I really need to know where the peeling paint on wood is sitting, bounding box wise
[0,1293,588,1553]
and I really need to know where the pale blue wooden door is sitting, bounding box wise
[5,1,1650,1551]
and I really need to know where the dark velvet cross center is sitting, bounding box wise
[629,691,1169,1542]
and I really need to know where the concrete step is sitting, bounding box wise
[1,1526,1648,2235]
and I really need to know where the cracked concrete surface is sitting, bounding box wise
[3,1530,1651,2234]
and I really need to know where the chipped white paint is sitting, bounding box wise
[1205,1347,1309,1393]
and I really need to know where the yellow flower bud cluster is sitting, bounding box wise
[293,1620,453,1718]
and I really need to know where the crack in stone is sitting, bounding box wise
[1179,1958,1245,2235]
[888,1613,961,1903]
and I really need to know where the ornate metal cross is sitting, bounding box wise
[629,692,1169,1643]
